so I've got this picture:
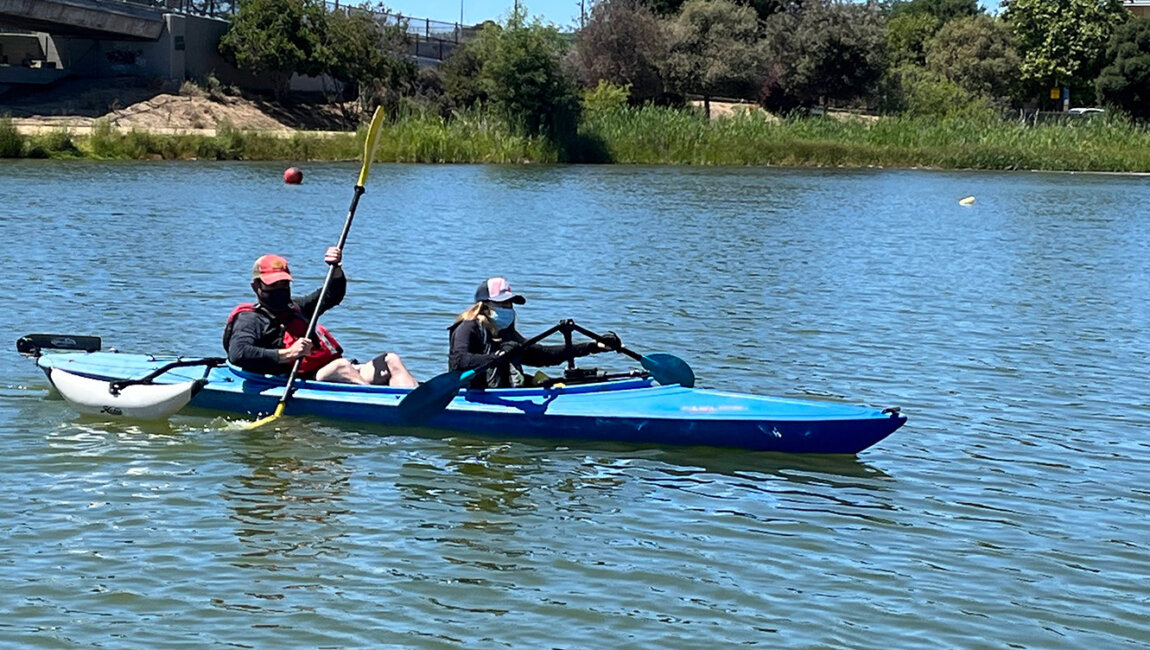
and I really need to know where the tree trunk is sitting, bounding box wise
[704,95,711,119]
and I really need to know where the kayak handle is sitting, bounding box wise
[109,357,225,395]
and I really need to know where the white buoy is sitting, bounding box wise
[48,368,200,420]
[959,196,975,206]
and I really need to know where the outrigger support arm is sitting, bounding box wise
[109,357,226,395]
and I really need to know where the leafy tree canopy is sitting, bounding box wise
[1003,0,1129,92]
[573,0,668,103]
[1096,18,1150,118]
[890,0,979,22]
[761,0,887,111]
[663,0,764,115]
[469,8,582,137]
[886,0,980,65]
[221,0,412,108]
[319,3,415,109]
[220,0,326,96]
[641,0,803,20]
[887,11,942,66]
[925,14,1021,104]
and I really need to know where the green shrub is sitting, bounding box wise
[42,129,81,156]
[582,81,631,118]
[0,115,24,157]
[89,119,120,158]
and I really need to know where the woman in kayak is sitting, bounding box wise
[448,277,619,389]
[223,247,417,387]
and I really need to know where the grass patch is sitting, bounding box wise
[579,107,1150,171]
[3,106,1149,171]
[0,115,24,158]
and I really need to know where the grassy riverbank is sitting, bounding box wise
[4,107,1150,172]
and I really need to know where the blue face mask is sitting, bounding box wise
[489,306,516,330]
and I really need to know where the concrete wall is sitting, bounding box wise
[0,32,42,65]
[3,13,339,92]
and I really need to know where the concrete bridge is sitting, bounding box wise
[0,0,470,94]
[0,0,167,40]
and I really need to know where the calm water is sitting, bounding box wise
[1,161,1148,647]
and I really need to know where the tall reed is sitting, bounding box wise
[0,115,24,157]
[4,106,1149,172]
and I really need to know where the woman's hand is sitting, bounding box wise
[595,331,621,352]
[325,246,342,266]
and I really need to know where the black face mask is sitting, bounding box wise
[258,286,293,312]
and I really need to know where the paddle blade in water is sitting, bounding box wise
[397,370,468,425]
[641,353,695,388]
[244,401,286,430]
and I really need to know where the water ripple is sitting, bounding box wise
[1,163,1148,646]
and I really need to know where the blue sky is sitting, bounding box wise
[383,0,1002,28]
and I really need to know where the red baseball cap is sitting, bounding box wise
[252,254,293,284]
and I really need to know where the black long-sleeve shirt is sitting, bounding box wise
[223,271,346,375]
[448,318,596,388]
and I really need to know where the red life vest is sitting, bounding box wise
[227,303,343,375]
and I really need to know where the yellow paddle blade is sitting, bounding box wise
[357,106,385,188]
[244,401,286,430]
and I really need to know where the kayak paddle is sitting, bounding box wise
[565,322,695,388]
[397,322,566,425]
[245,106,386,430]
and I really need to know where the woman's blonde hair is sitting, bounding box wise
[454,301,496,333]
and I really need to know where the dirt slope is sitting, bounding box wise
[2,77,352,133]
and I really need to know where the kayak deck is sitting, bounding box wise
[35,352,907,454]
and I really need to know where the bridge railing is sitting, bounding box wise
[112,0,236,20]
[102,0,478,60]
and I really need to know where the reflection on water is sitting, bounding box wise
[224,425,352,560]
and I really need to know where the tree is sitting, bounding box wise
[572,0,668,103]
[760,1,887,111]
[1096,18,1150,118]
[641,0,802,20]
[925,15,1021,105]
[220,0,327,98]
[442,40,488,108]
[319,4,415,115]
[884,63,995,117]
[467,8,582,138]
[887,11,940,66]
[662,0,764,117]
[890,0,979,24]
[1003,0,1130,106]
[886,0,980,66]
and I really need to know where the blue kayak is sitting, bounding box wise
[33,351,906,454]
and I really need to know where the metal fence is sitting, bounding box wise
[103,0,473,60]
[108,0,473,41]
[114,0,236,20]
[326,2,471,44]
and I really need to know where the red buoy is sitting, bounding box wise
[283,167,303,184]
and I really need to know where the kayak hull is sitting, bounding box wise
[35,352,907,454]
[48,367,201,420]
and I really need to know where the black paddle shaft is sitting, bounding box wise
[474,320,566,377]
[565,322,640,361]
[278,185,366,402]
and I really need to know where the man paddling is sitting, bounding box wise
[223,248,417,387]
